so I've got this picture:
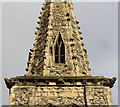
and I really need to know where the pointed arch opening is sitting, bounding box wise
[55,32,65,64]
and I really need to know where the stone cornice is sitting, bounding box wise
[4,76,116,89]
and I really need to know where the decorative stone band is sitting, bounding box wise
[4,76,116,89]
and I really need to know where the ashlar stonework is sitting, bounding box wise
[4,0,116,106]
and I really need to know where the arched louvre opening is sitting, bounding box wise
[55,33,65,64]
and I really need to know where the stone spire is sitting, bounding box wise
[4,1,116,106]
[25,1,91,76]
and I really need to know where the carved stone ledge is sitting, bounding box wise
[4,76,116,89]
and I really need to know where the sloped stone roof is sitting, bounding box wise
[25,1,91,77]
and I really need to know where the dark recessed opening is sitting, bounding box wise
[67,18,70,21]
[64,65,67,67]
[55,44,58,55]
[48,13,50,17]
[76,21,79,24]
[55,56,59,63]
[39,33,42,36]
[38,16,41,19]
[60,56,65,63]
[56,5,59,8]
[42,7,44,10]
[50,47,53,54]
[70,38,74,41]
[80,37,83,40]
[66,13,70,16]
[55,32,65,64]
[32,72,35,74]
[82,72,86,75]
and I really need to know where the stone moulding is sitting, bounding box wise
[4,76,116,89]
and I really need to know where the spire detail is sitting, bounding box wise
[25,1,91,77]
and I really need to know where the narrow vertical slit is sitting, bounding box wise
[84,85,88,107]
[50,47,52,55]
[58,46,61,63]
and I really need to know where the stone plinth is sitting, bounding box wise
[4,76,116,106]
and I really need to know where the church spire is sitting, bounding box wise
[4,1,116,106]
[25,1,91,76]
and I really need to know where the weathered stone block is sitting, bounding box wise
[9,86,85,105]
[86,86,113,105]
